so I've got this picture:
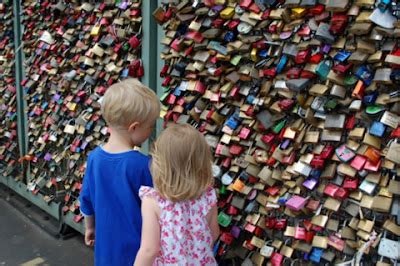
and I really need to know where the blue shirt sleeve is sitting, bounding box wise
[80,155,95,216]
[141,157,153,187]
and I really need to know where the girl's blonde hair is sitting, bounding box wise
[150,124,213,202]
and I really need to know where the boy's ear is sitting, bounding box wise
[128,122,140,132]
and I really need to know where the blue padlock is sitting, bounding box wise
[246,94,256,104]
[173,88,182,97]
[276,55,288,74]
[334,50,352,62]
[363,91,378,105]
[32,94,40,103]
[355,65,373,86]
[224,31,236,43]
[390,69,400,84]
[85,121,94,131]
[121,68,129,78]
[185,98,196,111]
[278,193,290,205]
[370,121,386,137]
[310,169,322,179]
[41,102,49,110]
[239,171,249,181]
[310,248,324,263]
[280,139,291,150]
[378,0,391,11]
[225,117,239,130]
[213,240,220,257]
[259,50,269,58]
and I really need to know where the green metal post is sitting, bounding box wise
[13,0,28,182]
[141,0,159,153]
[156,0,164,137]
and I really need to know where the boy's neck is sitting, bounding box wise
[103,129,135,153]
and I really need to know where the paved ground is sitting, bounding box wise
[0,189,93,266]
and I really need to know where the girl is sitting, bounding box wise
[134,124,220,266]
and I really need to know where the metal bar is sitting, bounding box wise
[156,0,164,138]
[13,0,28,182]
[140,0,159,153]
[64,212,85,235]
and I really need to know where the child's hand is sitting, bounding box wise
[85,229,95,246]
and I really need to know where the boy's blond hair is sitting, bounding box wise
[150,124,213,202]
[101,79,160,128]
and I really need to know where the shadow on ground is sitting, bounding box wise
[0,189,93,266]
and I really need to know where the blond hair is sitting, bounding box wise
[101,79,160,128]
[150,124,213,202]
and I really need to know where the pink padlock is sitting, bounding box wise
[286,195,308,211]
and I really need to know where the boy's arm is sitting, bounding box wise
[80,158,95,216]
[79,157,96,246]
[84,215,95,246]
[134,197,160,266]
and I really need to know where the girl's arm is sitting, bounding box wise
[207,205,220,243]
[134,196,160,266]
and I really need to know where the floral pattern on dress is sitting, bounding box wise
[139,186,218,266]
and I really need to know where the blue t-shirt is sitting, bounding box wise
[79,147,153,266]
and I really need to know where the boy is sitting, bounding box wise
[79,78,160,266]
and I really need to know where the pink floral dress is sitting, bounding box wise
[139,186,218,266]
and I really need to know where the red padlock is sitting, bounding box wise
[324,183,339,197]
[271,252,284,266]
[265,217,277,229]
[310,155,325,169]
[136,60,144,78]
[309,53,323,64]
[128,35,141,49]
[274,219,287,230]
[343,177,359,190]
[329,13,348,35]
[261,133,275,144]
[220,232,234,245]
[287,67,302,79]
[334,187,349,200]
[295,49,311,65]
[320,145,334,159]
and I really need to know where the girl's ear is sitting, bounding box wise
[128,122,140,132]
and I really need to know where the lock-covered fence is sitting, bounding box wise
[155,0,400,265]
[0,0,160,234]
[1,0,400,265]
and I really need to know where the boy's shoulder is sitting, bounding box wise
[89,146,150,165]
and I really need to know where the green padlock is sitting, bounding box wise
[218,211,232,227]
[122,43,130,52]
[219,185,226,195]
[230,55,242,66]
[316,59,333,80]
[272,120,286,134]
[160,92,169,102]
[323,99,338,112]
[366,105,385,115]
[344,75,358,86]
